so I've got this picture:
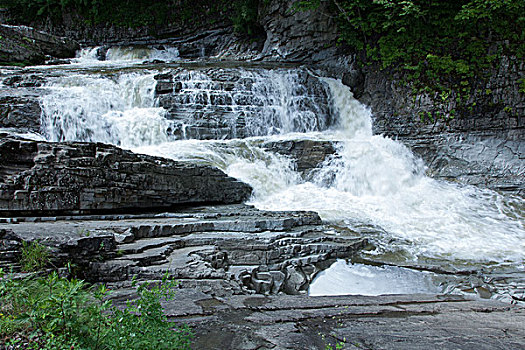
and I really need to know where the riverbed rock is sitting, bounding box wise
[0,24,79,65]
[0,204,365,294]
[262,139,337,177]
[0,135,252,215]
[184,293,525,349]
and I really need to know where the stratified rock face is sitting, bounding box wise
[406,134,525,196]
[357,57,525,140]
[0,204,365,296]
[0,135,252,215]
[258,0,340,63]
[0,74,45,133]
[0,24,79,65]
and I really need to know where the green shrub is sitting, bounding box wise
[0,269,192,349]
[294,0,525,120]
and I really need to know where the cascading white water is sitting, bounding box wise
[249,80,524,264]
[39,63,524,298]
[41,73,171,148]
[75,46,180,64]
[163,68,332,139]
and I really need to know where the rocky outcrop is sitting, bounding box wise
[0,135,251,215]
[258,0,340,63]
[0,204,365,294]
[405,133,525,196]
[262,139,337,177]
[0,24,79,65]
[0,73,45,133]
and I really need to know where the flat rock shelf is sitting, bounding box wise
[2,205,524,349]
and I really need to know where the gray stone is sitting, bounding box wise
[0,203,367,295]
[0,135,252,215]
[0,24,79,65]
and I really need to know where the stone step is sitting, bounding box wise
[128,217,321,240]
[115,245,174,267]
[118,236,184,254]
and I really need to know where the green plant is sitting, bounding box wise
[231,0,261,35]
[0,269,192,349]
[326,341,345,350]
[519,78,525,94]
[294,0,524,122]
[19,240,50,272]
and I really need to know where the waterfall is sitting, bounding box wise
[38,63,524,298]
[75,46,180,64]
[157,68,333,139]
[251,79,524,264]
[41,73,171,147]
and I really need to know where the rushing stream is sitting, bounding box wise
[18,47,525,301]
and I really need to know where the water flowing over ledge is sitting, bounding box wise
[34,60,525,299]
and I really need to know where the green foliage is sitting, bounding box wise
[1,0,263,35]
[0,269,192,349]
[519,78,525,94]
[19,240,50,272]
[295,0,524,121]
[232,0,261,35]
[325,341,345,350]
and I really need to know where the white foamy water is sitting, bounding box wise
[74,46,180,65]
[309,260,440,296]
[41,73,170,147]
[38,67,525,296]
[248,80,524,264]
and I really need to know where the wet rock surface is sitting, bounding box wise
[262,139,337,177]
[183,293,525,350]
[405,133,525,196]
[0,69,48,134]
[0,204,363,293]
[0,135,251,215]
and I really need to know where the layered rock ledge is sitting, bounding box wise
[4,205,524,348]
[0,24,79,65]
[0,204,365,294]
[0,135,251,215]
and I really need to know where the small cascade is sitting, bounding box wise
[41,73,170,148]
[156,68,334,139]
[74,46,180,64]
[37,62,525,299]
